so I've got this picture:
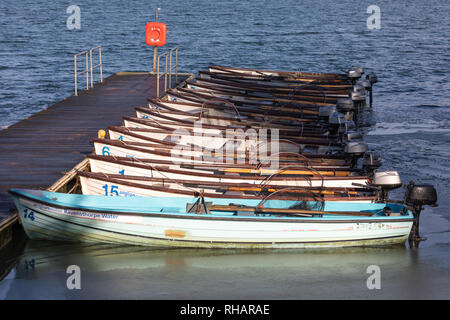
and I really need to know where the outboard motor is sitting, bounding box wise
[338,120,356,135]
[336,98,354,113]
[352,84,366,94]
[328,111,345,135]
[365,73,377,107]
[405,181,438,247]
[318,105,337,119]
[358,79,372,91]
[336,98,356,123]
[366,73,378,85]
[372,171,402,200]
[352,84,367,108]
[344,141,368,168]
[350,65,364,75]
[362,151,382,172]
[348,69,362,83]
[342,131,363,143]
[351,91,366,108]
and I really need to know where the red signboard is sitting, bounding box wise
[145,22,167,47]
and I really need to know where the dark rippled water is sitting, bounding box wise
[0,0,449,299]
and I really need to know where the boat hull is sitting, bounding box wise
[10,189,413,249]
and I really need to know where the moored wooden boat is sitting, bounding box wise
[9,188,415,248]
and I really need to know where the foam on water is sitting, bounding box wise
[368,120,450,136]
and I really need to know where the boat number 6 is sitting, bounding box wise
[102,146,110,156]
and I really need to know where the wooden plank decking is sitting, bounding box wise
[0,72,191,225]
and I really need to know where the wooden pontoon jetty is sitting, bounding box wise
[0,66,192,249]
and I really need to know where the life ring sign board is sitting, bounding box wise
[145,22,167,47]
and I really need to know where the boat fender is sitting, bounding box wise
[97,129,106,139]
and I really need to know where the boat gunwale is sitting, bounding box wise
[77,171,376,202]
[9,189,414,224]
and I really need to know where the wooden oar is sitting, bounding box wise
[223,187,359,195]
[221,168,351,177]
[208,204,375,217]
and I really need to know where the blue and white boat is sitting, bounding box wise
[9,188,417,248]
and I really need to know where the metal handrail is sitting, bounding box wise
[74,50,89,96]
[169,47,178,87]
[156,47,179,98]
[89,46,103,88]
[74,46,103,96]
[156,52,168,98]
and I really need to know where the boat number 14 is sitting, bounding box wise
[23,208,35,221]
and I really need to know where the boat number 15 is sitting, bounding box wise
[102,184,119,196]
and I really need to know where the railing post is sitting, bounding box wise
[169,49,172,89]
[85,51,89,90]
[157,55,160,98]
[175,47,178,84]
[99,46,103,83]
[89,49,93,88]
[164,53,168,92]
[74,55,78,96]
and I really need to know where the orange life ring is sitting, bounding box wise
[145,22,167,47]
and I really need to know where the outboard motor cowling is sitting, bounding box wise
[328,112,346,135]
[405,183,437,207]
[328,112,345,125]
[366,73,378,84]
[351,91,366,102]
[342,131,363,143]
[372,171,402,202]
[345,141,368,168]
[345,141,368,155]
[336,98,355,113]
[358,79,372,90]
[350,65,364,75]
[362,151,382,171]
[373,171,402,190]
[352,84,366,94]
[318,105,337,119]
[348,69,362,80]
[338,120,356,134]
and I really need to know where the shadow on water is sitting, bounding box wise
[2,238,447,299]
